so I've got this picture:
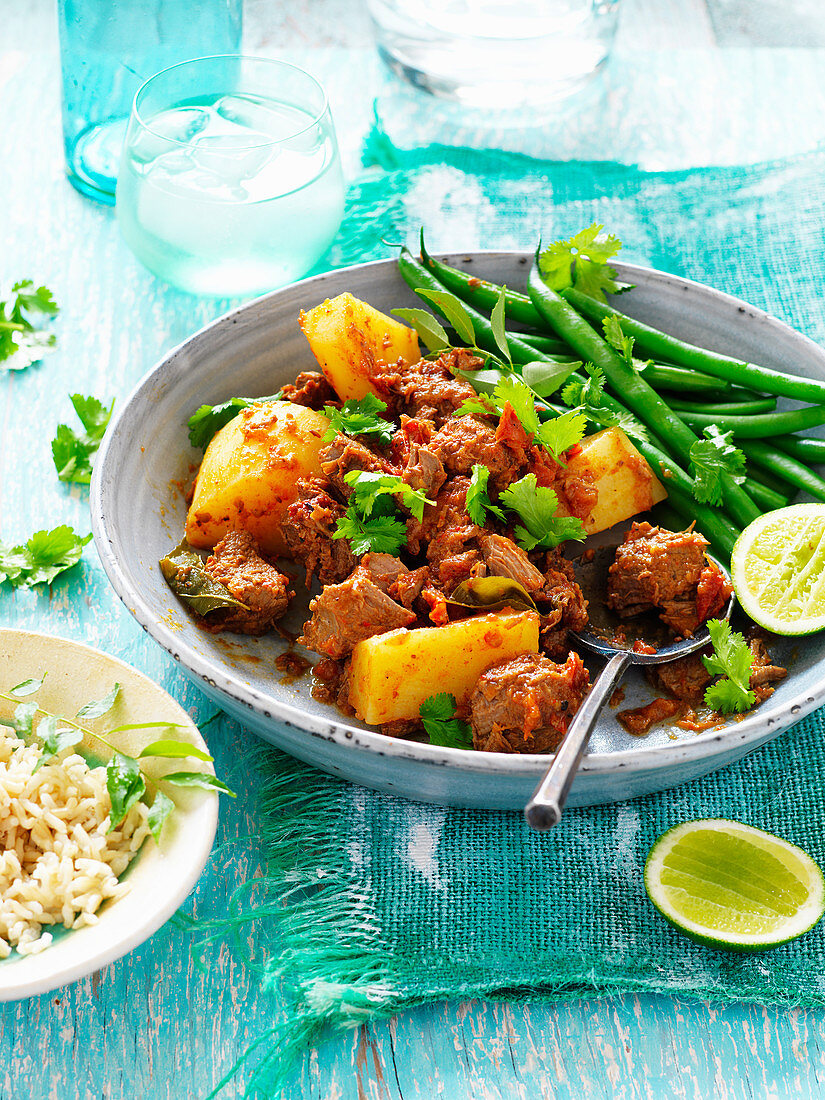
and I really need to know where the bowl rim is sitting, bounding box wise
[90,252,825,781]
[0,628,219,1001]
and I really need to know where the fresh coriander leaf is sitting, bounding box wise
[490,287,511,364]
[321,395,395,444]
[138,739,214,762]
[500,473,587,551]
[0,526,91,588]
[702,619,755,714]
[535,410,587,463]
[588,405,649,443]
[51,393,114,484]
[161,771,237,796]
[493,376,540,435]
[391,307,450,353]
[106,752,146,831]
[521,360,580,398]
[415,288,475,346]
[11,280,59,318]
[466,464,506,526]
[456,394,498,417]
[419,693,473,749]
[10,675,46,697]
[33,718,83,772]
[333,507,408,556]
[538,224,623,301]
[602,315,635,363]
[1,328,57,372]
[690,426,747,507]
[147,790,175,841]
[343,470,433,523]
[76,683,121,721]
[186,394,282,450]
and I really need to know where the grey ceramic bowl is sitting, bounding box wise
[91,254,825,810]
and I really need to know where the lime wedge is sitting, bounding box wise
[644,819,825,951]
[731,503,825,635]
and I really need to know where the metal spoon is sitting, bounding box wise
[524,546,734,831]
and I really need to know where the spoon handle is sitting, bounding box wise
[524,650,632,831]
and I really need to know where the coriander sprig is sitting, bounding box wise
[0,280,59,372]
[52,393,114,484]
[0,525,91,588]
[0,676,234,840]
[702,620,756,714]
[419,693,473,749]
[321,394,395,444]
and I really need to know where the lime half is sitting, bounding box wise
[731,503,825,635]
[644,819,825,951]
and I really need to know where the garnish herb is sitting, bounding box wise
[0,280,59,372]
[333,471,435,556]
[51,393,114,484]
[466,464,505,525]
[321,394,395,444]
[419,693,473,749]
[160,540,249,617]
[561,361,648,444]
[390,307,450,353]
[416,288,476,345]
[538,223,624,302]
[499,474,587,551]
[187,394,282,449]
[489,286,512,364]
[536,409,588,463]
[690,426,747,506]
[0,525,91,588]
[0,678,233,840]
[702,619,756,714]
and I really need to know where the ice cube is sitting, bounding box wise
[129,107,212,168]
[214,93,308,142]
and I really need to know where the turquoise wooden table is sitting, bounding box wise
[6,1,825,1096]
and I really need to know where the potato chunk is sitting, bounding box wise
[300,292,420,401]
[185,401,329,558]
[348,611,539,727]
[556,427,667,534]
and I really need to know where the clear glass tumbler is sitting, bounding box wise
[116,56,345,298]
[367,0,622,108]
[57,0,243,204]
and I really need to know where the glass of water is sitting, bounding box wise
[367,0,622,108]
[116,56,345,298]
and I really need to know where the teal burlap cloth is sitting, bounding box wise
[207,140,825,1095]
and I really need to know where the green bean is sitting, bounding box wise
[518,333,581,356]
[743,478,790,511]
[644,365,757,398]
[775,436,825,464]
[526,261,760,530]
[666,397,778,416]
[418,240,542,327]
[649,500,691,532]
[745,462,796,496]
[740,441,825,503]
[679,406,825,439]
[398,248,543,367]
[563,288,825,406]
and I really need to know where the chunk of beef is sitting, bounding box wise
[431,415,521,492]
[402,443,446,498]
[481,534,545,592]
[427,522,486,591]
[359,552,409,592]
[310,657,354,715]
[617,697,683,736]
[747,635,788,704]
[607,522,731,637]
[534,549,589,658]
[370,348,482,425]
[203,531,292,635]
[282,476,357,585]
[299,564,416,658]
[559,471,599,520]
[471,652,590,753]
[646,652,711,703]
[389,565,429,609]
[405,476,472,556]
[319,435,394,499]
[278,370,337,410]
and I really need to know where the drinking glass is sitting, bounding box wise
[116,56,345,298]
[367,0,623,108]
[57,0,243,204]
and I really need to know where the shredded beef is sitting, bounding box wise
[319,434,394,498]
[427,522,486,591]
[278,370,337,410]
[534,549,589,658]
[370,348,482,425]
[389,565,429,609]
[402,443,446,498]
[481,534,545,592]
[299,563,416,658]
[606,522,731,637]
[646,653,711,703]
[747,635,788,703]
[310,657,354,714]
[470,652,590,753]
[202,531,292,635]
[406,476,473,556]
[282,476,357,585]
[617,697,683,736]
[431,415,521,492]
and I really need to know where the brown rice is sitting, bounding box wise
[0,725,150,957]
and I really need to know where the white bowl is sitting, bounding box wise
[90,254,825,810]
[0,630,218,1001]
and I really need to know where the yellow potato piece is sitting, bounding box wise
[556,427,667,534]
[349,611,540,727]
[300,291,420,401]
[185,400,329,558]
